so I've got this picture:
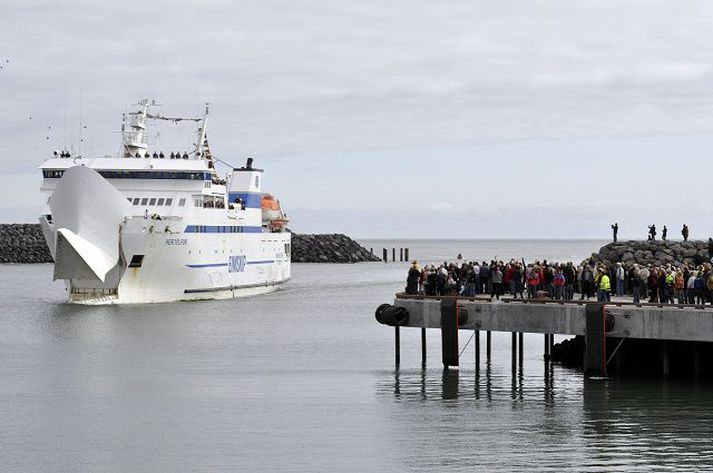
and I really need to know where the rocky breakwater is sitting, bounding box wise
[587,240,712,267]
[291,233,381,263]
[0,224,381,264]
[0,224,53,263]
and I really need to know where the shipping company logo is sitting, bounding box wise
[228,255,247,273]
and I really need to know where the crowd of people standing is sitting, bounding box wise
[406,257,713,305]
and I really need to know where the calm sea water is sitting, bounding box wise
[1,239,712,472]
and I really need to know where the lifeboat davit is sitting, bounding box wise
[261,193,289,232]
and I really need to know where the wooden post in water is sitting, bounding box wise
[544,334,550,360]
[511,332,517,371]
[399,248,403,262]
[405,248,409,261]
[474,330,480,367]
[395,326,401,366]
[421,327,427,366]
[382,248,387,263]
[486,331,492,360]
[518,332,524,367]
[370,248,373,255]
[392,248,396,262]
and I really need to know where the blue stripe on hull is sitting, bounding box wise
[184,225,263,233]
[186,260,276,268]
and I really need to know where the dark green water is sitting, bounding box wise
[1,240,712,472]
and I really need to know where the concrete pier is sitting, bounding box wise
[376,293,713,378]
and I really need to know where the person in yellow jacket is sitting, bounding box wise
[597,267,611,302]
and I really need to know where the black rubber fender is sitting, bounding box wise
[457,307,469,326]
[605,312,615,332]
[375,304,409,326]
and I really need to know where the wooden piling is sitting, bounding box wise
[518,332,524,366]
[486,331,492,360]
[382,248,387,262]
[421,327,427,366]
[544,334,550,360]
[475,330,480,366]
[399,248,403,262]
[395,326,401,366]
[392,248,396,262]
[511,332,517,370]
[405,248,410,261]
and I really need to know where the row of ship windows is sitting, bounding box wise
[127,197,186,207]
[43,170,211,180]
[126,196,227,208]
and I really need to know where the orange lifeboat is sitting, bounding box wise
[261,193,289,232]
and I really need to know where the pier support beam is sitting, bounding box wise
[662,340,669,379]
[421,327,427,366]
[518,332,524,367]
[544,334,550,360]
[395,326,400,366]
[486,331,491,360]
[584,302,606,377]
[475,330,480,367]
[511,332,517,370]
[441,299,459,368]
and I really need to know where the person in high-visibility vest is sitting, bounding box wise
[597,267,611,302]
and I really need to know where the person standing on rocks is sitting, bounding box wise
[662,225,668,241]
[611,222,619,242]
[682,224,690,242]
[648,225,657,241]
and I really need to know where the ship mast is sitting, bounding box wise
[121,99,151,157]
[196,103,212,161]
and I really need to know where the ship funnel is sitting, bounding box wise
[246,157,253,169]
[49,166,130,282]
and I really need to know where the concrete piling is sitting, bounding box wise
[584,302,606,377]
[441,299,459,368]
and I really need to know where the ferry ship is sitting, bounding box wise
[39,100,291,304]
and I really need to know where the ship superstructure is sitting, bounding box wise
[39,100,291,304]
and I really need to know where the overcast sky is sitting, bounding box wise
[3,0,713,238]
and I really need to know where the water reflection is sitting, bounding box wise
[377,365,713,471]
